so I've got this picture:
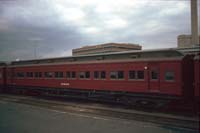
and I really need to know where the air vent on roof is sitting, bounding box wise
[35,61,40,64]
[69,58,76,62]
[130,54,139,58]
[47,60,54,63]
[96,56,104,60]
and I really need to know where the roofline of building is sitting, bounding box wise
[72,42,142,52]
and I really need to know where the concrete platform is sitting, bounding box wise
[0,99,198,133]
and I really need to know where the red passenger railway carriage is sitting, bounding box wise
[3,49,195,106]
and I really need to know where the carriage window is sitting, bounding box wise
[55,72,63,78]
[94,71,106,79]
[44,72,53,78]
[85,71,90,79]
[118,71,124,79]
[129,71,136,79]
[72,71,76,78]
[67,71,76,79]
[94,71,99,79]
[66,72,71,78]
[0,72,2,79]
[137,71,144,79]
[79,71,90,79]
[79,72,85,79]
[35,72,42,78]
[129,70,144,80]
[17,72,25,78]
[151,70,158,80]
[110,71,124,80]
[165,71,175,81]
[101,71,106,79]
[27,72,33,78]
[110,71,117,79]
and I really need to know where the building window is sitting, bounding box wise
[79,71,90,79]
[151,70,158,80]
[44,72,53,78]
[16,72,25,78]
[110,71,124,80]
[165,71,175,81]
[66,71,76,79]
[129,70,144,80]
[94,71,106,79]
[55,72,63,78]
[34,72,42,78]
[26,72,33,78]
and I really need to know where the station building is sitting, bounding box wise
[177,34,200,48]
[72,43,142,56]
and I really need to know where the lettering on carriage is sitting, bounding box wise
[60,83,70,86]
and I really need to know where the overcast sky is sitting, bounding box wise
[0,0,199,61]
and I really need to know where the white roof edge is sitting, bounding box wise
[8,57,183,68]
[11,48,183,63]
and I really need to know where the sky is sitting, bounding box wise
[0,0,199,61]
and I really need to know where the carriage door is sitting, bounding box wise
[148,63,160,92]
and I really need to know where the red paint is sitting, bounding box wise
[6,60,187,96]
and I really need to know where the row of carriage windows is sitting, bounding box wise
[13,70,175,81]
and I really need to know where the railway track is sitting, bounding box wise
[0,93,199,130]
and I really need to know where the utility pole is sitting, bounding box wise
[34,44,37,59]
[191,0,199,45]
[30,37,42,59]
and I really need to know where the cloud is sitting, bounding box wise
[0,0,198,61]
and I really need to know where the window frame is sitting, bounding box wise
[128,70,145,81]
[94,71,106,80]
[79,71,90,80]
[94,71,99,79]
[165,70,175,82]
[34,72,42,78]
[26,72,33,78]
[100,71,106,79]
[71,71,76,79]
[66,71,76,79]
[55,71,64,79]
[129,70,136,79]
[151,70,159,81]
[110,71,124,80]
[65,71,77,80]
[137,70,144,80]
[16,72,25,78]
[44,72,53,78]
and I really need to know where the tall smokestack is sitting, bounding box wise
[191,0,199,45]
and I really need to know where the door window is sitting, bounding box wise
[151,70,158,80]
[165,71,175,81]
